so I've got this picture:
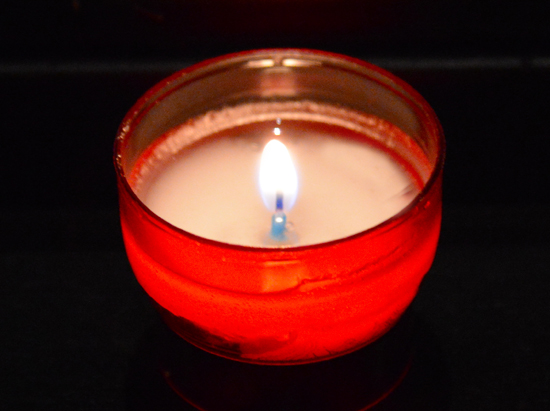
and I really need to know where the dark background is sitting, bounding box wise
[1,1,549,409]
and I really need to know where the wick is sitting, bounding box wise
[275,191,283,212]
[270,192,287,240]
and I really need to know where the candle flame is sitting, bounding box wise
[259,140,298,213]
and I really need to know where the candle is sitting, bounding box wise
[115,50,444,364]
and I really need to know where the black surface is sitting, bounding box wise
[2,1,549,409]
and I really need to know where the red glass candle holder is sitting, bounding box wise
[114,49,444,365]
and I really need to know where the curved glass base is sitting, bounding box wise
[153,300,406,365]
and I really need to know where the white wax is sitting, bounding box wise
[135,118,419,247]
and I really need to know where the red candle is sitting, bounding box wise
[115,49,444,364]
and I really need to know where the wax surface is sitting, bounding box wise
[132,102,422,246]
